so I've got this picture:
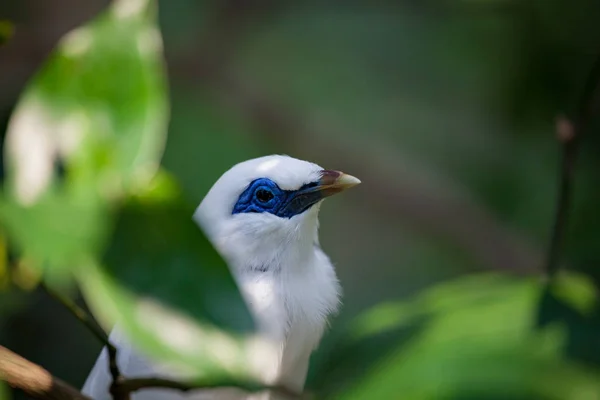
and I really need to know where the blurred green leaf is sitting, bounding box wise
[551,271,597,317]
[0,189,108,275]
[1,0,168,277]
[0,20,14,46]
[537,271,600,368]
[313,273,600,399]
[78,170,256,381]
[4,0,168,204]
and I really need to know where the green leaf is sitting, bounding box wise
[0,189,109,276]
[314,273,600,399]
[537,271,600,367]
[551,270,597,316]
[4,0,168,206]
[78,171,257,381]
[0,0,168,277]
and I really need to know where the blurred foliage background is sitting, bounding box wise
[2,0,600,399]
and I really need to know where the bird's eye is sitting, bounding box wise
[255,189,274,203]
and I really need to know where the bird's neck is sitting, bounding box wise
[222,216,320,274]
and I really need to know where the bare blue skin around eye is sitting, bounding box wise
[232,178,323,219]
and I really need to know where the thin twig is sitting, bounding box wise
[39,282,126,399]
[545,116,578,279]
[545,53,600,279]
[40,283,110,349]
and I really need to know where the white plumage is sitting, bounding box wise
[82,155,360,399]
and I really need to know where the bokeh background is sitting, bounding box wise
[2,1,600,399]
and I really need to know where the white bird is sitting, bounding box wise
[81,155,360,399]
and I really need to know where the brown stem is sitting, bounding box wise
[0,345,92,400]
[545,53,600,279]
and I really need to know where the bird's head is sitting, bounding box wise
[194,155,360,269]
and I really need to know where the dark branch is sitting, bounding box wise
[545,53,600,279]
[40,283,112,354]
[40,282,126,400]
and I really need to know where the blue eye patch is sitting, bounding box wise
[232,178,323,219]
